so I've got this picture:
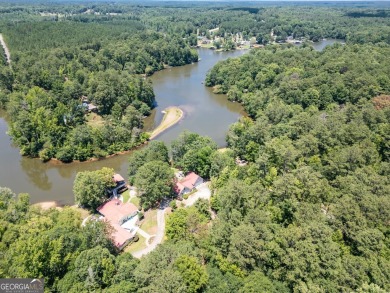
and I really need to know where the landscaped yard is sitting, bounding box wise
[122,190,130,203]
[124,234,147,254]
[140,209,157,235]
[130,196,141,209]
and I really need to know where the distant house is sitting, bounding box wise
[87,103,98,112]
[97,199,139,250]
[80,96,98,113]
[175,172,203,196]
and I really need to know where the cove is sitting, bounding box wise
[0,48,246,205]
[0,41,343,205]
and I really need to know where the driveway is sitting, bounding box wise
[183,182,211,207]
[130,183,211,258]
[131,199,169,259]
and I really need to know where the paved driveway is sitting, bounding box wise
[131,199,169,259]
[183,182,211,207]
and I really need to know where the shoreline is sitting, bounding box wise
[32,201,62,210]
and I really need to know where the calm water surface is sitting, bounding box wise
[0,49,246,204]
[0,41,342,204]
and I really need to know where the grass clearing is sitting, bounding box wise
[124,234,147,254]
[86,112,104,128]
[141,209,158,235]
[130,196,141,209]
[122,190,130,203]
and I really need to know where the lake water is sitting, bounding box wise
[309,39,344,51]
[0,48,246,204]
[0,40,342,205]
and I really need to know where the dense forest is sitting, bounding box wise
[0,5,198,162]
[0,1,389,292]
[0,2,389,161]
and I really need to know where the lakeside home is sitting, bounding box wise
[175,172,204,196]
[97,199,139,250]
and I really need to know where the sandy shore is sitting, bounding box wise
[149,106,184,140]
[32,201,60,210]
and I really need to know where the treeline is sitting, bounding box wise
[200,41,390,291]
[206,44,390,111]
[0,9,198,162]
[2,124,389,291]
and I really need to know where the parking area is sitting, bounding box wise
[182,182,211,207]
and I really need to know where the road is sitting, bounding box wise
[0,34,11,65]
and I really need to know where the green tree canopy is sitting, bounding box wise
[73,167,115,210]
[133,161,174,209]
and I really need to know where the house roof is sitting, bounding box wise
[113,173,125,183]
[111,223,134,248]
[87,103,97,111]
[175,172,201,194]
[97,199,138,224]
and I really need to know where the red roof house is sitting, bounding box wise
[175,172,204,196]
[113,173,125,183]
[97,199,139,250]
[97,199,138,225]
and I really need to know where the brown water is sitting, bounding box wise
[0,48,246,204]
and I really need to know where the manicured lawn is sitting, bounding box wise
[124,234,146,254]
[130,196,141,209]
[122,190,130,203]
[141,209,157,235]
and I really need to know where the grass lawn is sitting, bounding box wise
[124,234,146,254]
[122,190,130,203]
[141,209,158,235]
[217,147,229,153]
[86,112,104,128]
[171,167,180,173]
[199,42,215,49]
[130,196,141,209]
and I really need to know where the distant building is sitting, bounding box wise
[97,199,138,250]
[87,103,98,112]
[80,96,98,113]
[175,172,203,196]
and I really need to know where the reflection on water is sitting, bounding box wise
[20,158,52,190]
[0,49,246,204]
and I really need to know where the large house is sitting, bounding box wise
[97,199,138,250]
[175,172,203,196]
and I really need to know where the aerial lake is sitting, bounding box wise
[0,48,246,204]
[0,40,342,205]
